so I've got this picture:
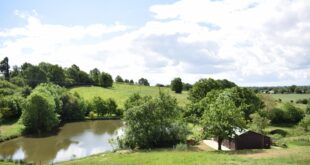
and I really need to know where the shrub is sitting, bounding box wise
[0,95,25,120]
[283,103,304,123]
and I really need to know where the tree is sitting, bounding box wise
[92,96,108,116]
[249,112,270,134]
[38,62,65,86]
[228,87,263,121]
[189,78,236,103]
[129,79,134,84]
[202,91,245,150]
[171,77,183,93]
[21,91,60,134]
[99,72,113,87]
[138,78,150,86]
[120,92,188,149]
[299,115,310,132]
[0,57,10,80]
[90,68,100,85]
[106,98,118,115]
[60,92,86,121]
[115,75,124,83]
[22,65,48,88]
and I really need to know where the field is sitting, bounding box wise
[70,83,189,108]
[270,94,310,102]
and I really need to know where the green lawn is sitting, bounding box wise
[70,83,189,108]
[270,94,310,102]
[0,119,24,142]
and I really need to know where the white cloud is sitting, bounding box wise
[1,1,310,86]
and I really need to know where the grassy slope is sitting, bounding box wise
[0,119,24,142]
[70,83,189,108]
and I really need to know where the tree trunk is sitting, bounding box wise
[218,137,223,150]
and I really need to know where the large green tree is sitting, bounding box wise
[171,77,183,93]
[21,91,60,134]
[202,91,245,150]
[120,92,188,149]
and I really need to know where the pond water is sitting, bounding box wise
[0,120,123,164]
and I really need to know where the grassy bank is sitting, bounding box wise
[70,83,189,108]
[58,146,310,165]
[0,119,24,142]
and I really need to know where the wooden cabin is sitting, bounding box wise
[221,129,271,150]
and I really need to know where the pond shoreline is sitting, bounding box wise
[0,120,123,164]
[0,117,122,143]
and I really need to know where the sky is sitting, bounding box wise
[0,0,309,86]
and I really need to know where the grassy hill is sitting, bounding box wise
[70,83,189,108]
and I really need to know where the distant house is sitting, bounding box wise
[221,129,271,150]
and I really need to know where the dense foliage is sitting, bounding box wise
[189,78,236,103]
[119,92,188,149]
[89,97,121,117]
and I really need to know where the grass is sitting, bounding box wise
[0,119,24,142]
[58,146,310,165]
[270,94,310,102]
[70,83,189,108]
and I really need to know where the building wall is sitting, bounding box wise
[235,131,271,150]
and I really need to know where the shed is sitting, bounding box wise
[221,129,271,150]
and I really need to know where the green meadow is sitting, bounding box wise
[70,83,189,108]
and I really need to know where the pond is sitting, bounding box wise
[0,120,123,164]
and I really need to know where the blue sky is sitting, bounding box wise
[0,0,310,86]
[0,0,176,27]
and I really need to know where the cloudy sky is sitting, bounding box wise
[0,0,309,86]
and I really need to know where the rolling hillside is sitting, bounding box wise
[70,83,189,108]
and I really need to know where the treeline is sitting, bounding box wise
[0,57,152,89]
[248,85,310,94]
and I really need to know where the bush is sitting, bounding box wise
[283,103,304,123]
[119,92,188,149]
[21,91,60,134]
[0,95,25,120]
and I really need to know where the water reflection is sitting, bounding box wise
[0,120,123,164]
